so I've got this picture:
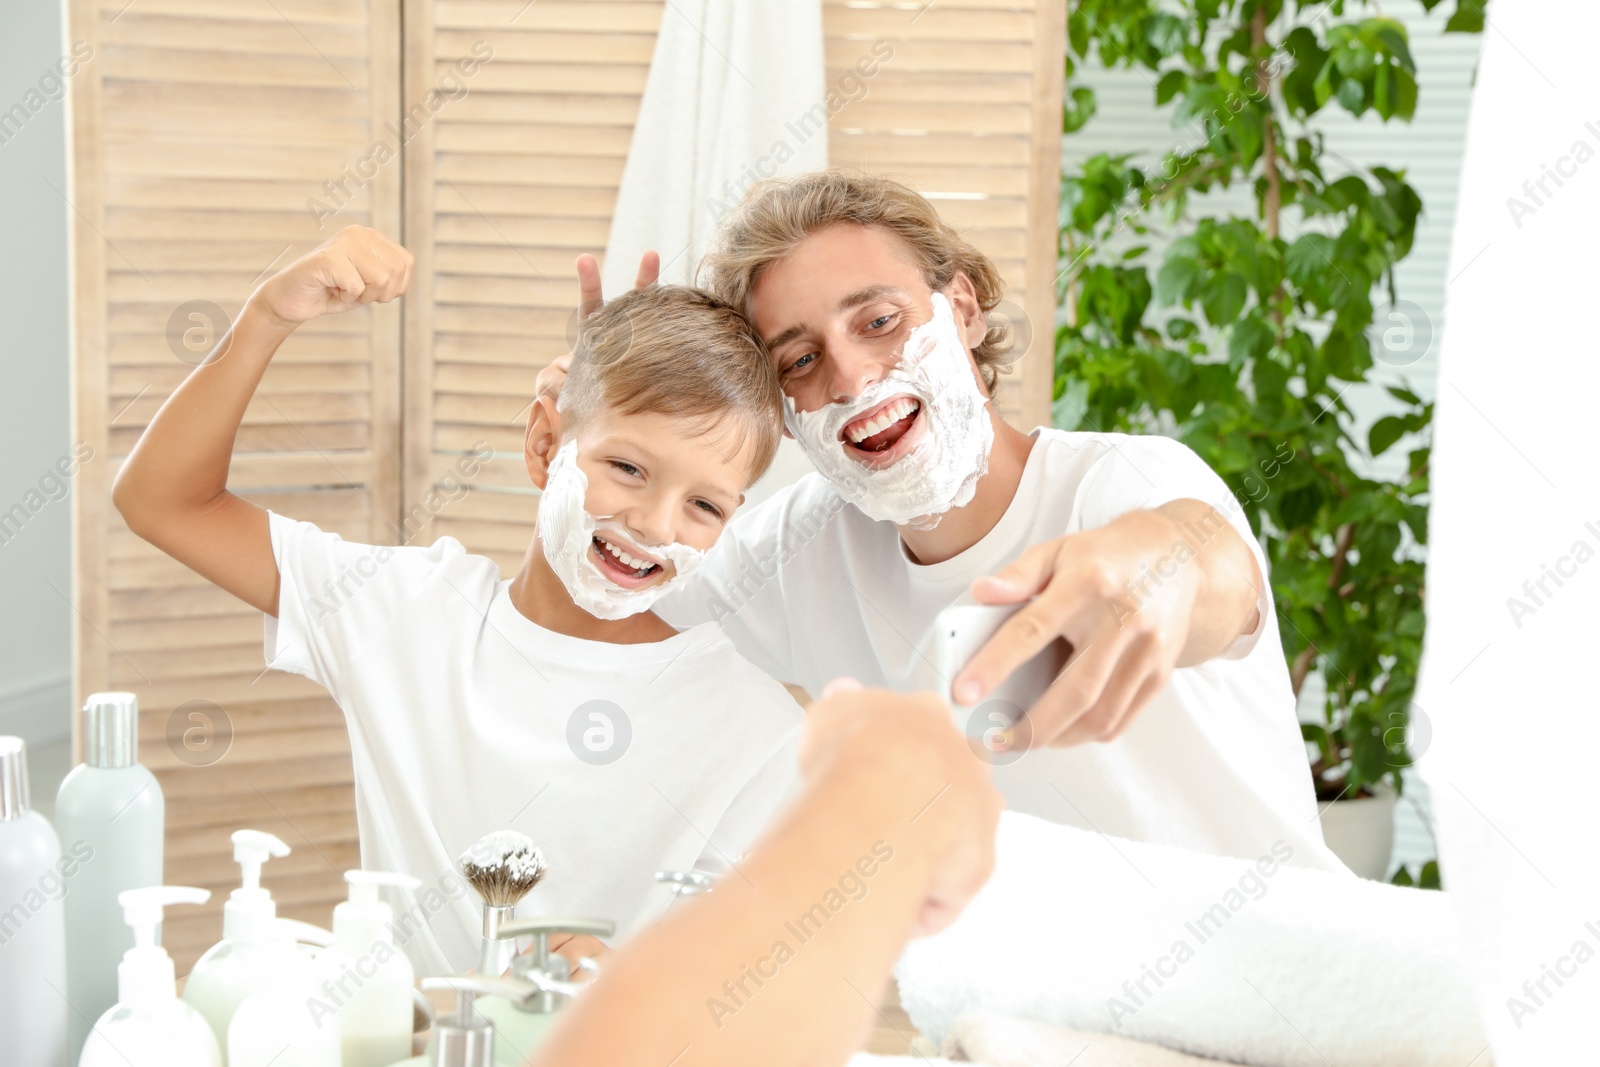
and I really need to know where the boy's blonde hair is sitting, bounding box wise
[699,170,1015,390]
[561,285,782,481]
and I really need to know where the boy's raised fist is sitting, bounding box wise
[252,225,414,325]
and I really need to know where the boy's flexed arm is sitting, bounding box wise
[112,226,413,617]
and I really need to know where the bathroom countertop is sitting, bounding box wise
[417,976,926,1057]
[858,978,928,1056]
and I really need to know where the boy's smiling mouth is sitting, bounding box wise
[590,532,666,588]
[839,394,923,467]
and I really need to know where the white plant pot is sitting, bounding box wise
[1317,782,1398,880]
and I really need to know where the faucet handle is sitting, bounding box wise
[496,916,616,941]
[421,974,541,1008]
[493,916,613,1014]
[520,966,580,1001]
[655,869,716,896]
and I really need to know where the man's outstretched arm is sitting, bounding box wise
[530,681,1002,1067]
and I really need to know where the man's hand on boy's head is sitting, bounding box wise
[535,353,572,406]
[249,225,413,327]
[540,250,663,405]
[575,249,661,320]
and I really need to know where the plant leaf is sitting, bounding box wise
[1337,75,1368,115]
[1147,13,1188,58]
[1369,414,1407,456]
[1156,69,1187,106]
[1064,86,1099,134]
[1202,271,1249,326]
[1156,256,1201,307]
[1286,234,1337,286]
[1052,376,1091,432]
[1445,3,1487,33]
[1231,316,1274,366]
[1421,860,1442,889]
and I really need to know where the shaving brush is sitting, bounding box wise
[460,830,548,978]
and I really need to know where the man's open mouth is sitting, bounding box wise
[589,533,665,588]
[840,395,922,457]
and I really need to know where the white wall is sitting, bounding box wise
[0,0,76,745]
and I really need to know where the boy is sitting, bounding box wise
[113,226,804,977]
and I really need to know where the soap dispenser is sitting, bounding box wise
[0,735,68,1067]
[79,886,220,1067]
[226,928,338,1067]
[183,829,306,1061]
[471,916,614,1065]
[393,974,544,1067]
[57,691,165,1064]
[312,869,421,1067]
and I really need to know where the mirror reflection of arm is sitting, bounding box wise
[528,683,1001,1067]
[112,226,414,618]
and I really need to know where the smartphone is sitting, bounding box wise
[933,595,1072,721]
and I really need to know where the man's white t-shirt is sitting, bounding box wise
[263,511,804,977]
[659,429,1344,872]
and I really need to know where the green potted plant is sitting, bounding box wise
[1053,0,1480,879]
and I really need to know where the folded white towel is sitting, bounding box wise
[946,1009,1228,1066]
[896,812,1490,1067]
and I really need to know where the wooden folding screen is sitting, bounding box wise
[403,0,1066,572]
[68,0,402,968]
[70,0,1064,971]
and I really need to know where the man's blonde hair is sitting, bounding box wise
[562,285,782,481]
[700,170,1014,390]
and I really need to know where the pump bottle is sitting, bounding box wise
[79,886,219,1067]
[0,736,68,1067]
[182,829,329,1063]
[311,869,420,1067]
[226,930,338,1067]
[56,691,165,1062]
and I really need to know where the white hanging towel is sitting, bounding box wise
[601,0,828,293]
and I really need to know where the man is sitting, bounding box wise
[554,171,1340,870]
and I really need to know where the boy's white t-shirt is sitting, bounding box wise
[262,511,804,977]
[658,429,1346,872]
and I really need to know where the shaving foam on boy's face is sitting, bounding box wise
[537,439,707,620]
[782,292,993,528]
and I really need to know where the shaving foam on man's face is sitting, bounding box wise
[537,439,707,620]
[782,292,994,528]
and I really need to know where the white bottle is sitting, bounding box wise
[79,886,220,1067]
[312,869,420,1067]
[183,830,299,1063]
[226,928,339,1067]
[56,692,165,1064]
[0,736,68,1067]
